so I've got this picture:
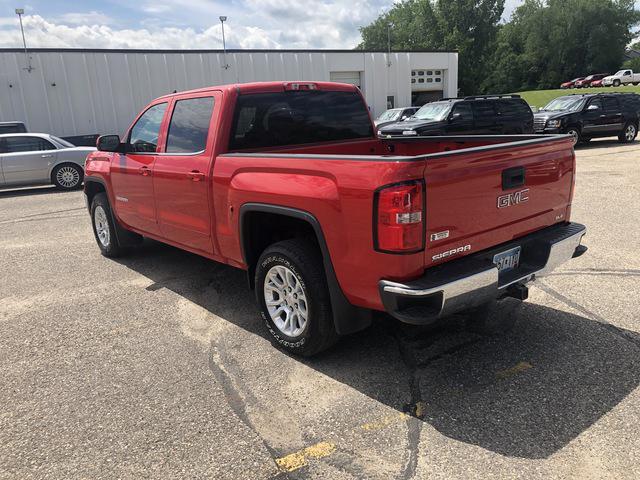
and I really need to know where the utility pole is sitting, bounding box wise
[15,8,33,73]
[219,16,230,69]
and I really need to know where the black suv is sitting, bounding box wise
[377,95,533,137]
[533,93,640,144]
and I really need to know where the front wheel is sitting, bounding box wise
[52,163,83,190]
[564,127,581,145]
[619,122,637,143]
[91,193,125,257]
[613,80,621,87]
[255,239,338,356]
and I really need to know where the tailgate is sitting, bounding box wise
[424,137,575,266]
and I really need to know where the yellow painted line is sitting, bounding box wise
[496,361,532,379]
[275,441,336,472]
[361,412,408,431]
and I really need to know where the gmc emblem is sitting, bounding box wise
[497,188,529,208]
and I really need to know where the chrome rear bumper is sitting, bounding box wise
[379,222,586,324]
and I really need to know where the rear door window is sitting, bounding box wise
[129,103,168,153]
[165,97,215,153]
[3,136,56,153]
[471,102,497,122]
[229,90,373,150]
[603,97,620,112]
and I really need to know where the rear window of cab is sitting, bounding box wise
[229,90,373,151]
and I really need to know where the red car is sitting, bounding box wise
[84,81,587,356]
[574,74,609,88]
[590,79,604,87]
[561,77,583,89]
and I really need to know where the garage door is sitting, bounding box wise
[330,71,362,89]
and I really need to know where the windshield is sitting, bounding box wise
[376,109,400,122]
[614,70,628,76]
[412,102,451,121]
[50,135,76,148]
[541,97,585,112]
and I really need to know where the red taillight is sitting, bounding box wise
[283,82,318,91]
[374,181,425,253]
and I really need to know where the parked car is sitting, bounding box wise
[84,81,586,356]
[574,74,609,88]
[0,121,27,134]
[533,93,640,144]
[378,95,533,137]
[0,133,95,190]
[560,78,584,89]
[602,70,640,87]
[374,107,419,128]
[590,79,604,88]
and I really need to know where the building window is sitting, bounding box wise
[435,70,441,75]
[386,96,395,109]
[411,78,416,83]
[427,70,433,75]
[418,78,424,83]
[435,78,441,82]
[418,71,424,76]
[411,70,416,76]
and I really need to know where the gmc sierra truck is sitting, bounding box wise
[84,81,587,356]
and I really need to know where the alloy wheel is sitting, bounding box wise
[625,124,636,142]
[263,265,309,337]
[94,206,111,247]
[56,166,80,188]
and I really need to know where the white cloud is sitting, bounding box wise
[0,0,390,49]
[56,11,113,26]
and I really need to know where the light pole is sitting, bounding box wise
[219,16,230,69]
[386,22,392,67]
[15,8,33,73]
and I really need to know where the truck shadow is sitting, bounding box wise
[115,239,640,460]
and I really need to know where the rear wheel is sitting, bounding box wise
[619,122,637,143]
[91,193,125,257]
[255,239,338,356]
[52,163,83,190]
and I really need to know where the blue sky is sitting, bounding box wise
[0,1,544,49]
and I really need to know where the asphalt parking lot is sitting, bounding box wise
[1,138,639,479]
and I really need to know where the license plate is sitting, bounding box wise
[493,246,521,273]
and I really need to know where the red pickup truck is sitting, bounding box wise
[84,81,587,356]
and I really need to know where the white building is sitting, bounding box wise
[0,48,458,139]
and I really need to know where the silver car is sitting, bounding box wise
[0,133,95,190]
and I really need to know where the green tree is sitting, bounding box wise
[483,0,640,93]
[358,0,506,95]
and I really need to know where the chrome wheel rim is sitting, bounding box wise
[56,166,80,188]
[625,125,636,141]
[263,265,308,337]
[94,206,110,247]
[567,129,579,145]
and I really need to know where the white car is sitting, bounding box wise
[602,69,640,87]
[0,133,95,190]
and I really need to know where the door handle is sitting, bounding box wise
[188,170,205,182]
[138,166,151,176]
[41,154,53,158]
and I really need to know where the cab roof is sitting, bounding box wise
[157,81,359,99]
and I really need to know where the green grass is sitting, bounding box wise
[515,85,640,108]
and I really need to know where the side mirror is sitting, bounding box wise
[97,134,122,152]
[587,104,599,111]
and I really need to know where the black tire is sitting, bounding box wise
[52,163,84,190]
[90,193,125,257]
[613,80,621,87]
[464,298,522,335]
[564,126,582,145]
[255,239,338,356]
[618,122,637,143]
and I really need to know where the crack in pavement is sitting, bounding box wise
[545,268,640,278]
